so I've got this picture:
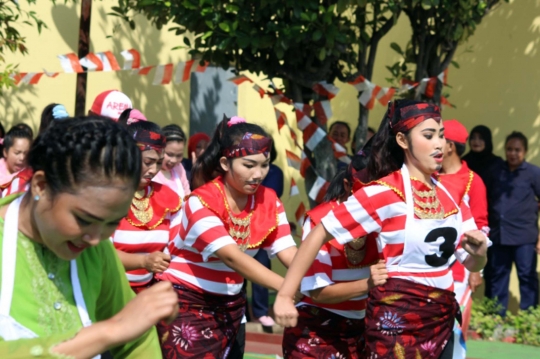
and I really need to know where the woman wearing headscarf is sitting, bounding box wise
[462,125,503,183]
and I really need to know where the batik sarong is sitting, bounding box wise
[365,278,461,359]
[282,305,365,359]
[157,283,246,359]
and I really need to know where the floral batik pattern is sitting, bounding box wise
[364,278,461,359]
[282,305,365,359]
[157,283,246,359]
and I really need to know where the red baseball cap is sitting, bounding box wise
[90,90,132,121]
[444,119,468,144]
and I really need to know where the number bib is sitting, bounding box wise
[396,165,462,288]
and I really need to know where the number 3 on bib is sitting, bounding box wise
[423,227,458,267]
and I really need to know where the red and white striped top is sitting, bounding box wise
[159,191,296,295]
[298,201,379,319]
[0,168,32,198]
[112,183,182,287]
[321,171,477,291]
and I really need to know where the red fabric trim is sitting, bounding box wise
[126,182,182,229]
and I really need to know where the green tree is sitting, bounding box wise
[387,0,507,105]
[0,0,51,89]
[111,0,400,204]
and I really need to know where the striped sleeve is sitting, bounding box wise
[321,186,385,245]
[300,220,334,293]
[262,200,296,258]
[179,196,236,262]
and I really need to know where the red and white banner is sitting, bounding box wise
[312,81,339,99]
[174,60,196,83]
[134,66,154,76]
[308,176,330,203]
[295,108,326,151]
[332,141,351,164]
[313,100,332,125]
[274,108,287,130]
[290,178,299,197]
[57,53,83,73]
[228,75,253,85]
[11,72,44,85]
[153,64,174,85]
[295,202,306,225]
[252,84,266,98]
[121,49,141,70]
[79,51,121,72]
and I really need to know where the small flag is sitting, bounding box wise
[274,108,287,130]
[332,141,351,164]
[286,150,301,170]
[312,81,339,99]
[228,75,253,85]
[174,60,196,83]
[313,100,332,125]
[153,64,174,85]
[252,84,266,98]
[295,202,306,225]
[290,178,299,197]
[309,176,330,203]
[376,87,396,106]
[300,152,311,178]
[134,66,154,76]
[12,72,44,85]
[58,53,83,73]
[121,49,141,70]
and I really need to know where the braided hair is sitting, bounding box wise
[28,116,141,197]
[190,118,271,190]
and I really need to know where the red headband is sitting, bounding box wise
[389,102,441,134]
[223,132,272,158]
[133,129,166,153]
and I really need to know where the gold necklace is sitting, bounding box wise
[228,212,252,252]
[411,185,444,219]
[131,188,154,224]
[344,236,367,268]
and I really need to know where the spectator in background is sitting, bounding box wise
[463,125,503,184]
[0,126,32,185]
[485,131,540,316]
[329,121,351,153]
[154,124,191,198]
[249,145,284,328]
[88,90,133,121]
[183,132,210,180]
[38,103,70,134]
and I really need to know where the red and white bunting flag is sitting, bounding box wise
[121,49,141,70]
[153,64,174,85]
[195,60,209,72]
[270,93,292,105]
[295,202,306,225]
[43,69,59,78]
[174,60,196,83]
[293,102,312,117]
[348,74,370,91]
[309,176,330,203]
[134,66,154,76]
[438,69,448,86]
[58,53,83,73]
[79,53,103,71]
[332,141,351,164]
[252,84,266,98]
[274,108,287,130]
[312,81,339,99]
[415,78,430,98]
[313,100,332,125]
[286,150,301,170]
[400,78,418,92]
[376,87,396,106]
[12,72,44,85]
[295,108,326,151]
[228,75,253,85]
[350,75,380,110]
[290,178,299,197]
[300,151,311,177]
[289,127,300,147]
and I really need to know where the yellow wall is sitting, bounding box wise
[4,0,539,312]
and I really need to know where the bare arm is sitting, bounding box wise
[274,223,333,327]
[276,246,298,268]
[462,230,488,272]
[115,249,171,273]
[215,244,285,291]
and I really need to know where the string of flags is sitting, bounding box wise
[11,49,209,86]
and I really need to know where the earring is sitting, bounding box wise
[34,195,40,201]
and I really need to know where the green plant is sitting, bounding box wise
[470,297,540,346]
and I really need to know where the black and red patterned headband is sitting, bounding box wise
[133,129,166,152]
[223,132,272,158]
[388,102,441,134]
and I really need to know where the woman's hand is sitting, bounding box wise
[107,281,178,345]
[274,294,299,328]
[468,272,483,292]
[461,230,488,258]
[143,251,171,273]
[368,260,388,289]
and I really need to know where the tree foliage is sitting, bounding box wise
[386,0,507,103]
